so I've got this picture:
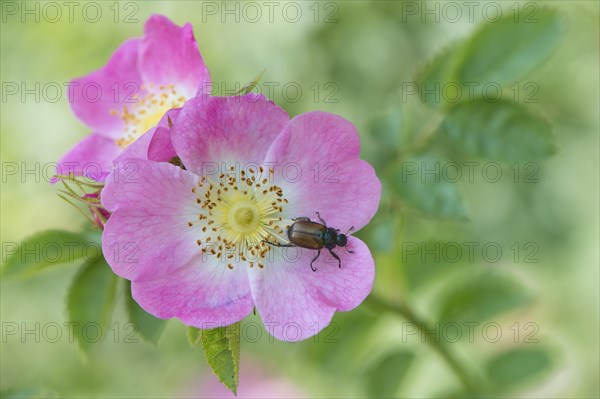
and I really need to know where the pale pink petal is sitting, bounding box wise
[101,159,202,281]
[171,94,289,175]
[249,237,373,341]
[249,261,335,342]
[264,111,381,232]
[139,14,210,99]
[69,38,142,138]
[131,259,253,326]
[301,237,374,311]
[54,133,120,182]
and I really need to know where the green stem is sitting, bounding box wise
[364,295,478,392]
[55,174,104,188]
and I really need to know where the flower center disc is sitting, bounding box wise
[230,202,259,233]
[187,166,290,270]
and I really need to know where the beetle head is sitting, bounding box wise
[336,233,348,247]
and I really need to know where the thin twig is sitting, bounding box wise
[364,295,479,392]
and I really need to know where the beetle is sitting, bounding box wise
[263,212,354,272]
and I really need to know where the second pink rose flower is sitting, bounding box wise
[56,14,210,181]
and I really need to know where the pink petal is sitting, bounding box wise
[131,260,253,327]
[139,15,210,99]
[249,262,335,342]
[147,108,180,162]
[303,237,375,311]
[54,133,120,182]
[113,127,155,163]
[101,159,202,281]
[114,108,180,163]
[171,94,289,175]
[249,237,373,341]
[69,38,142,138]
[265,111,381,232]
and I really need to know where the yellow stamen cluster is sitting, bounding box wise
[111,83,186,149]
[188,166,291,270]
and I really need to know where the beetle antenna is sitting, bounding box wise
[346,226,355,235]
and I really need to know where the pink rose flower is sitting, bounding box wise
[101,94,381,341]
[56,14,210,181]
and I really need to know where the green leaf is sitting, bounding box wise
[2,230,102,278]
[66,257,118,353]
[394,153,467,220]
[124,281,168,345]
[366,351,415,398]
[487,348,552,388]
[437,271,531,325]
[187,326,202,348]
[368,218,397,252]
[415,9,563,109]
[459,9,563,86]
[369,109,405,149]
[441,100,555,162]
[201,323,241,395]
[402,241,470,290]
[362,110,405,170]
[415,43,465,109]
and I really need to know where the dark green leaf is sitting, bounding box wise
[2,230,102,278]
[487,348,552,388]
[437,271,531,325]
[187,326,202,348]
[459,9,563,86]
[124,281,167,345]
[394,153,467,220]
[201,323,241,395]
[366,351,415,398]
[441,100,555,162]
[66,257,118,353]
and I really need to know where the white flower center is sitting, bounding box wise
[111,83,186,149]
[188,166,290,270]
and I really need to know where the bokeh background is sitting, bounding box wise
[1,1,598,398]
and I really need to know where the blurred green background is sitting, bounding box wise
[1,1,598,398]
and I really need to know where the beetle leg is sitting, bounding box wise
[262,240,295,247]
[328,249,342,268]
[345,247,354,254]
[315,211,327,225]
[310,250,321,272]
